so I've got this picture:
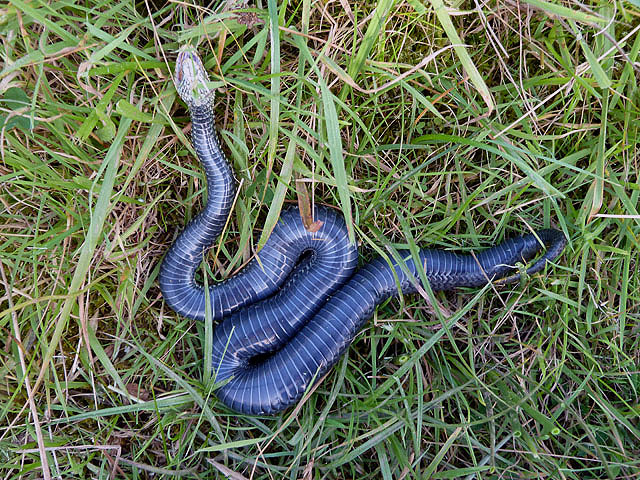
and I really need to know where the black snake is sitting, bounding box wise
[158,47,566,415]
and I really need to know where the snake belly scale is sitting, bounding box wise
[159,48,566,415]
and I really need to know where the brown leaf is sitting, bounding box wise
[296,178,323,233]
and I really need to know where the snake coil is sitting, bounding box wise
[159,48,566,415]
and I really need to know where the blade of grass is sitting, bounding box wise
[341,0,396,100]
[423,426,463,478]
[290,34,355,241]
[524,0,607,24]
[319,75,354,242]
[587,90,608,223]
[257,129,296,249]
[264,0,281,188]
[569,20,612,89]
[429,0,495,112]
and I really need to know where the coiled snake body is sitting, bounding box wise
[159,48,566,415]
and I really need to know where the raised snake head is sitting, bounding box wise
[175,47,213,107]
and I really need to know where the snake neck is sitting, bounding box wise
[159,101,236,316]
[189,102,236,236]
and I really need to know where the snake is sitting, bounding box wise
[159,47,566,415]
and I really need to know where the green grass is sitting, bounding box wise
[1,0,639,478]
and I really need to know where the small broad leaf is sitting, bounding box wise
[115,99,154,123]
[96,118,116,142]
[0,87,34,131]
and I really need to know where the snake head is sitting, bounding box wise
[175,46,213,107]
